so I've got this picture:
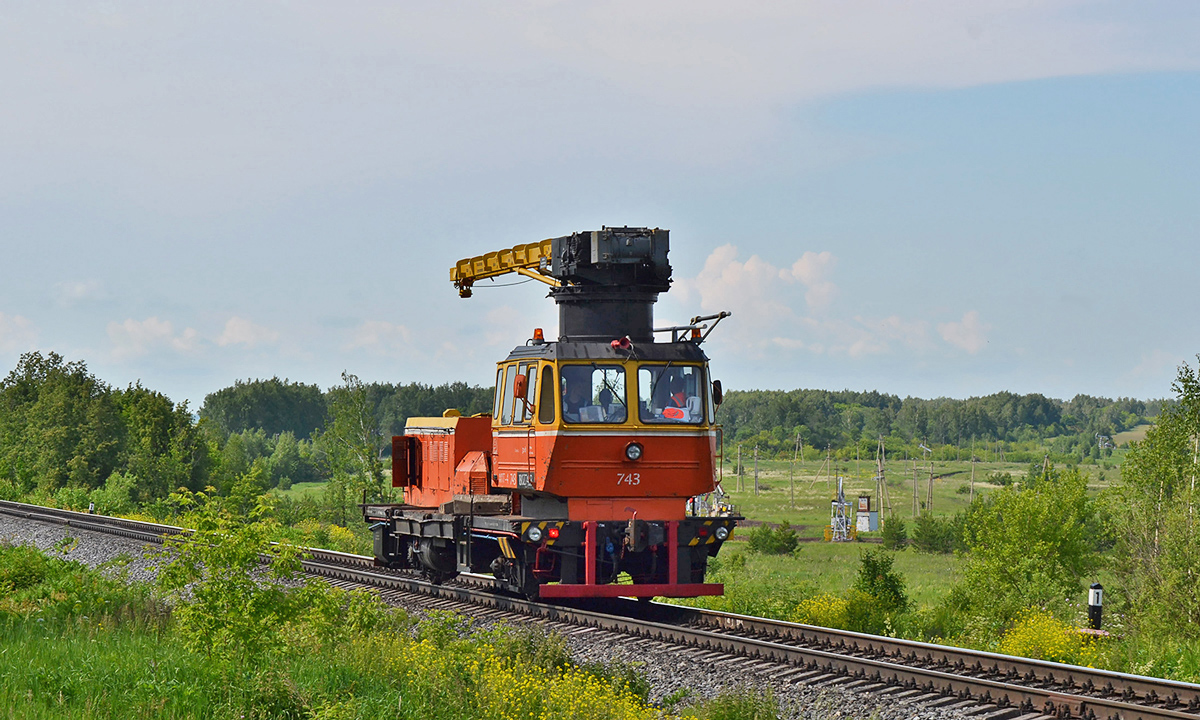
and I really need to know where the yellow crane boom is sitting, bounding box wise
[451,239,561,298]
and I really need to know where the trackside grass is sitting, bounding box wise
[0,541,784,719]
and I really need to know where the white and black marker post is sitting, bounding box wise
[1088,582,1103,630]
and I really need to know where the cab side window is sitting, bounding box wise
[515,362,537,424]
[492,367,504,419]
[538,366,556,424]
[500,364,518,425]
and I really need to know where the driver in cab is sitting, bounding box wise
[653,372,697,422]
[562,378,590,422]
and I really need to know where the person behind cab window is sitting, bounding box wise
[599,388,626,422]
[668,375,687,408]
[562,371,592,422]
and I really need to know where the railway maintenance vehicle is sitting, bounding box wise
[362,227,739,600]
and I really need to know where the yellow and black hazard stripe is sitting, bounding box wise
[497,536,518,559]
[519,521,566,545]
[688,519,720,546]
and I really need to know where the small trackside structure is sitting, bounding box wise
[362,227,740,600]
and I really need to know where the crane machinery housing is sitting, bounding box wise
[362,227,738,600]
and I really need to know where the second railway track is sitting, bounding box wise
[3,498,1197,720]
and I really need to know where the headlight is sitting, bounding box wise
[527,526,543,542]
[715,526,730,541]
[625,442,644,461]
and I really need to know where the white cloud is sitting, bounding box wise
[0,312,37,353]
[345,320,413,355]
[782,251,838,311]
[107,317,199,359]
[217,316,280,348]
[938,310,990,353]
[679,244,797,322]
[677,245,989,361]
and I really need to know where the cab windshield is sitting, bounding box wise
[561,365,627,424]
[638,365,706,425]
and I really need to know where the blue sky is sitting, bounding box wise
[1,2,1198,408]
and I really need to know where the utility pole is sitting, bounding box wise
[918,443,932,515]
[927,461,934,514]
[753,445,759,496]
[791,433,801,510]
[875,436,892,516]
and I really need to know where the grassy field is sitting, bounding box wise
[273,480,329,500]
[1113,423,1152,446]
[718,538,962,609]
[712,456,1119,536]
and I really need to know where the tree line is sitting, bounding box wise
[717,388,1160,461]
[0,353,491,517]
[1,351,1166,514]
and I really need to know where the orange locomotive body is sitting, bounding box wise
[363,227,738,600]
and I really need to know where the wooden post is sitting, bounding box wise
[927,461,934,514]
[791,433,801,510]
[754,445,759,496]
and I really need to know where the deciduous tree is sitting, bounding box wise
[1113,357,1200,637]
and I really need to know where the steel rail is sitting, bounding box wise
[3,498,1197,720]
[669,606,1200,716]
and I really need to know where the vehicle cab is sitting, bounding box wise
[490,332,719,522]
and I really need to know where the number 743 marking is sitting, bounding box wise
[617,472,641,486]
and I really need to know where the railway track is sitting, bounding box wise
[3,498,1197,720]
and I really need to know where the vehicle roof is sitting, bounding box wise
[502,340,708,364]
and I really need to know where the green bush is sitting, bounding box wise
[156,488,308,669]
[53,485,90,511]
[910,513,965,554]
[958,466,1096,626]
[853,549,909,612]
[987,471,1013,486]
[844,588,888,635]
[745,522,798,555]
[881,517,907,550]
[89,471,137,515]
[0,543,49,593]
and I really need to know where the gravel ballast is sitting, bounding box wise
[0,513,972,720]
